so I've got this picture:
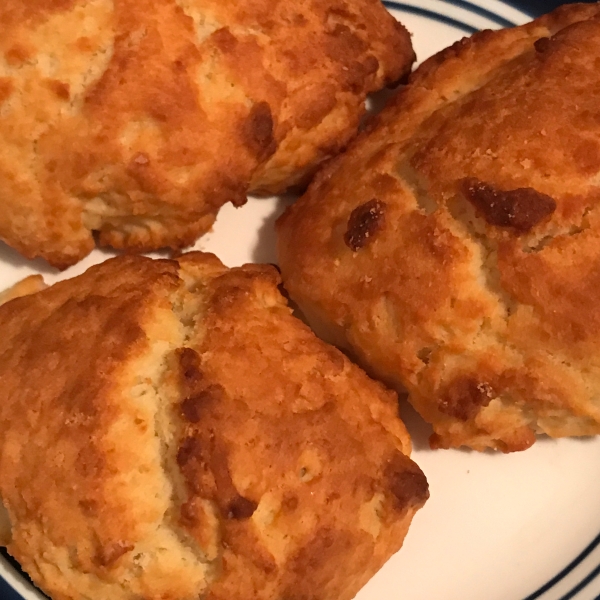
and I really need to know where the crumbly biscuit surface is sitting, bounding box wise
[277,3,600,452]
[0,253,427,600]
[0,0,413,268]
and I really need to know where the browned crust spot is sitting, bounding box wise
[0,78,14,104]
[45,79,71,100]
[95,541,134,567]
[176,435,203,468]
[463,179,557,233]
[181,385,224,424]
[534,36,551,53]
[5,44,31,65]
[226,496,258,520]
[212,27,238,54]
[344,199,386,251]
[384,453,429,510]
[78,499,99,516]
[242,101,276,160]
[178,347,204,388]
[438,376,495,421]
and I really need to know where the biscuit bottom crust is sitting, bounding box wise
[277,4,600,452]
[0,253,427,600]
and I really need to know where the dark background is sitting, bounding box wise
[517,0,595,16]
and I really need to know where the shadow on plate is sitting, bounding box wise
[0,241,57,276]
[251,192,297,266]
[399,399,434,452]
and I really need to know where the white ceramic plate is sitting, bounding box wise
[2,2,600,600]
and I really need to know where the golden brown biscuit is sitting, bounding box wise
[0,0,413,269]
[0,253,427,600]
[277,4,600,453]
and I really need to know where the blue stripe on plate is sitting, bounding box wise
[439,0,516,27]
[383,2,478,33]
[1,548,50,599]
[523,534,600,600]
[558,564,600,600]
[0,576,25,600]
[502,0,563,18]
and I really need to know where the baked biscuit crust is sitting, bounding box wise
[0,253,427,600]
[0,0,413,268]
[277,3,600,452]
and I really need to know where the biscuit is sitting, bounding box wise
[0,0,414,269]
[277,4,600,452]
[0,253,427,600]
